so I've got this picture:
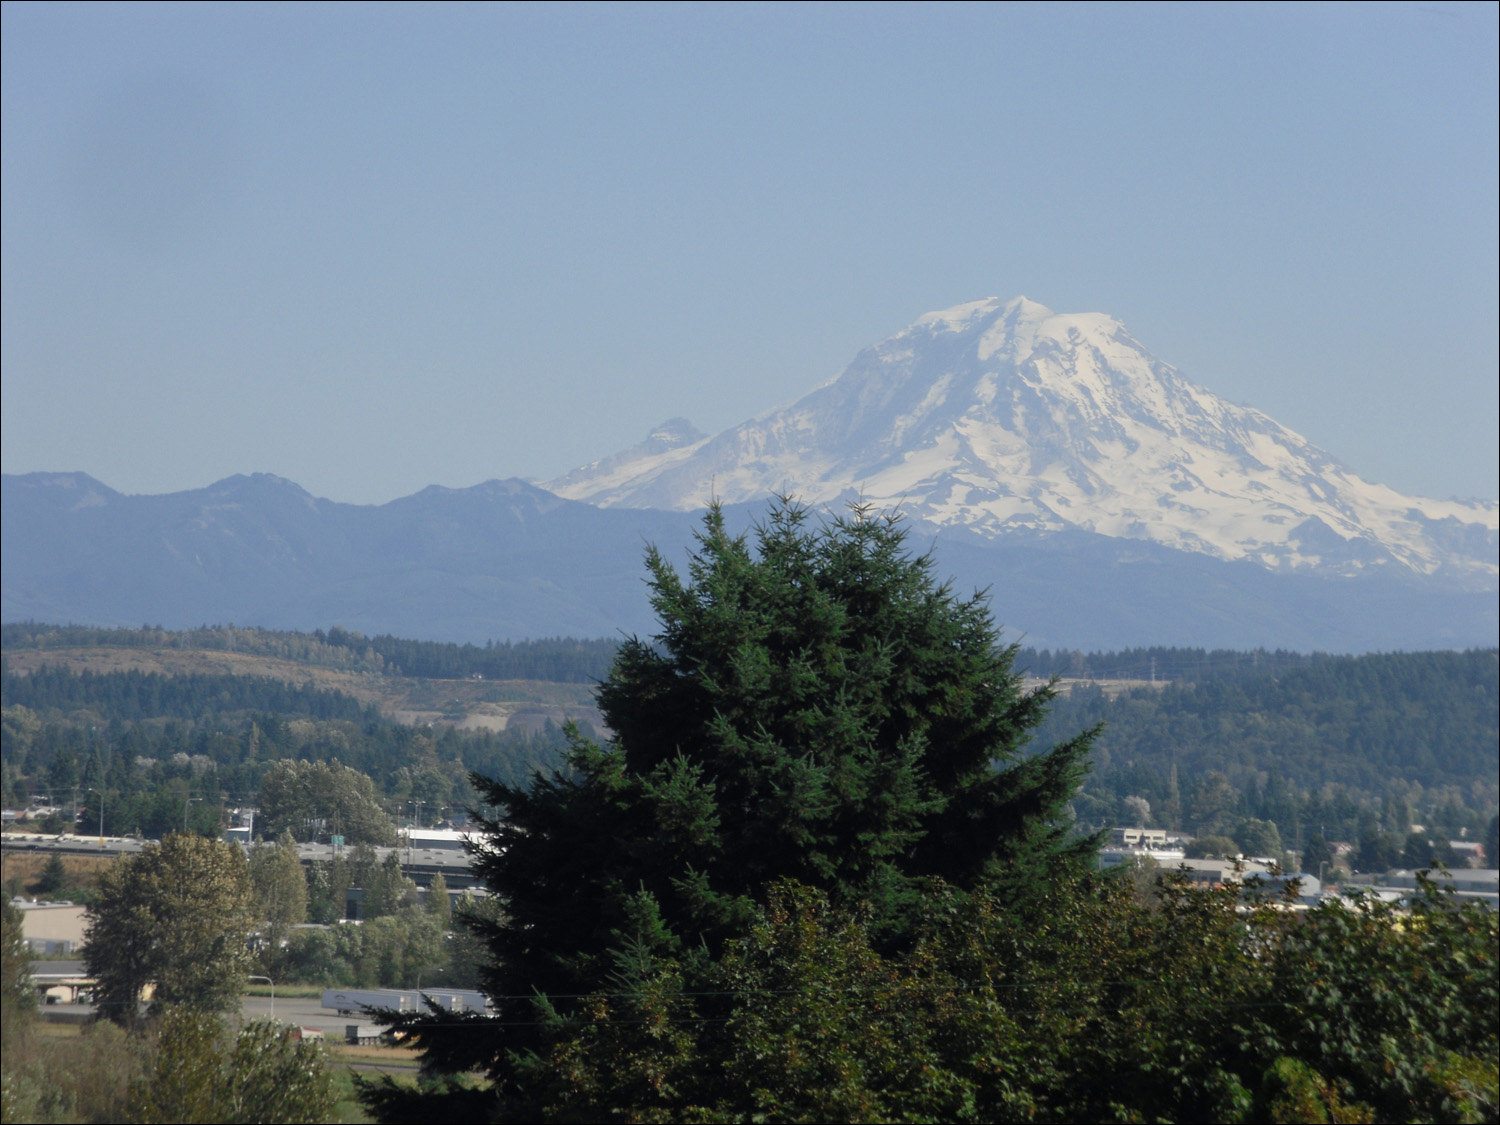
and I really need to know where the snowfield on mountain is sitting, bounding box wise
[546,297,1497,588]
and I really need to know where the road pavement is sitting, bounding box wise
[40,994,360,1037]
[240,994,348,1033]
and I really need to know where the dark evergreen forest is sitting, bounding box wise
[3,626,1496,869]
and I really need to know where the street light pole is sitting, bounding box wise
[182,794,202,833]
[416,966,444,1006]
[247,975,275,1019]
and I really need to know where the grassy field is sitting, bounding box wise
[243,983,325,999]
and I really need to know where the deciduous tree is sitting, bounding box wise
[257,759,396,846]
[513,872,1498,1124]
[85,833,255,1023]
[2,899,33,1045]
[127,1007,336,1124]
[249,831,307,972]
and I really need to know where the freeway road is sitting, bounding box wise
[241,993,345,1033]
[2,832,479,888]
[40,995,347,1033]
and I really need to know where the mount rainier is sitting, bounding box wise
[547,297,1496,589]
[5,297,1495,650]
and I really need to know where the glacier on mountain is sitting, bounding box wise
[544,297,1497,586]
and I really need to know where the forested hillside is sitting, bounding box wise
[1,622,618,683]
[3,626,1495,867]
[2,666,377,724]
[1041,648,1498,853]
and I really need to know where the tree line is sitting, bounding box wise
[2,666,377,724]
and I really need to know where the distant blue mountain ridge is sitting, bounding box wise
[3,470,1493,651]
[9,299,1496,651]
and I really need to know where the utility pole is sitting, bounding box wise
[88,787,105,844]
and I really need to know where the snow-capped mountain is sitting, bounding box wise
[7,298,1495,652]
[545,297,1497,587]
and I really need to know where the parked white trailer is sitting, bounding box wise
[413,989,489,1014]
[321,989,415,1017]
[323,987,493,1017]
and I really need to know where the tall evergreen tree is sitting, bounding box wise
[376,501,1099,1105]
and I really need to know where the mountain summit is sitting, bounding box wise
[546,297,1496,587]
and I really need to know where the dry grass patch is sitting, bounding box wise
[2,850,117,895]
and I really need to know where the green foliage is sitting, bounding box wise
[1253,1057,1375,1124]
[2,666,375,724]
[425,872,451,926]
[518,871,1498,1124]
[1232,816,1282,858]
[219,1017,337,1124]
[85,833,256,1023]
[126,1007,336,1125]
[1302,832,1336,876]
[356,1074,495,1125]
[1352,827,1401,873]
[126,1007,223,1124]
[1047,649,1499,795]
[1040,649,1499,843]
[440,892,503,991]
[1401,831,1460,870]
[2,665,575,830]
[275,909,446,988]
[325,628,618,683]
[384,501,1098,1109]
[250,833,308,973]
[9,627,1493,858]
[258,759,397,845]
[1,900,33,1045]
[33,854,68,896]
[1017,645,1330,684]
[1,1018,141,1125]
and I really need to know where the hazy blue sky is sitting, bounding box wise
[3,2,1496,505]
